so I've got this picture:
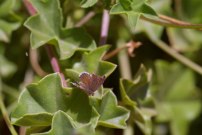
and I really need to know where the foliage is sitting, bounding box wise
[0,0,202,135]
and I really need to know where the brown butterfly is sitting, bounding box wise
[72,72,106,95]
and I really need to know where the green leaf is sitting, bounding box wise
[155,102,201,135]
[0,49,17,78]
[119,65,152,107]
[149,0,172,15]
[26,126,50,135]
[65,88,99,128]
[120,79,137,107]
[181,0,202,23]
[91,90,130,129]
[110,0,157,28]
[0,0,21,42]
[152,60,202,135]
[34,110,97,135]
[11,73,99,128]
[134,107,156,135]
[119,0,133,10]
[65,46,116,98]
[0,20,20,42]
[0,0,15,17]
[134,0,172,38]
[65,45,117,78]
[127,13,140,31]
[32,111,75,135]
[119,65,154,135]
[11,73,68,126]
[25,0,96,59]
[152,61,200,101]
[134,15,163,39]
[80,0,98,8]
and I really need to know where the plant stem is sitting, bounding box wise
[103,46,126,60]
[19,127,26,135]
[140,14,202,30]
[0,99,18,135]
[150,38,202,75]
[158,14,191,25]
[45,46,67,87]
[29,48,48,77]
[174,0,183,18]
[75,11,96,27]
[103,41,141,60]
[23,0,36,15]
[117,40,132,80]
[0,78,18,135]
[99,10,110,45]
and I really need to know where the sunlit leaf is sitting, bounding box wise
[32,111,76,135]
[25,0,96,59]
[80,0,98,8]
[0,46,17,78]
[91,90,130,129]
[110,0,157,28]
[0,0,15,17]
[134,108,156,135]
[149,0,172,15]
[11,73,99,128]
[65,45,116,78]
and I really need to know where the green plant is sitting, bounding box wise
[0,0,202,135]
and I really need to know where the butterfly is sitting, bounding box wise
[72,72,106,95]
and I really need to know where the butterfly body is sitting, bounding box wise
[72,72,105,95]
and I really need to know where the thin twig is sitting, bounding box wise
[23,0,67,87]
[99,10,110,45]
[143,14,202,72]
[140,14,202,30]
[159,14,190,25]
[150,38,202,75]
[0,98,18,135]
[75,11,96,27]
[103,41,142,60]
[19,127,26,135]
[103,46,126,60]
[0,78,18,135]
[29,48,48,77]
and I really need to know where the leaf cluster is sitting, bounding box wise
[0,0,202,135]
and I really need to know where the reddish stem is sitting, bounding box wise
[99,10,110,45]
[45,46,67,87]
[23,0,36,15]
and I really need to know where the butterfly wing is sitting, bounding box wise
[73,72,105,95]
[78,72,94,94]
[89,74,105,92]
[79,72,91,86]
